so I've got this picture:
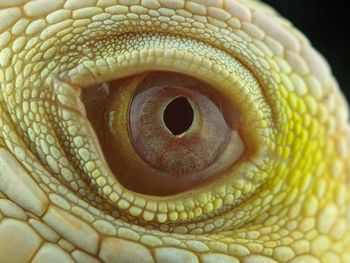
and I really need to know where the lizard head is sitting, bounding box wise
[0,0,349,262]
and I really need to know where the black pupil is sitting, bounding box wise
[163,97,194,135]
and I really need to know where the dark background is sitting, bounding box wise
[264,0,349,102]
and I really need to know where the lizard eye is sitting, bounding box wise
[65,24,275,223]
[82,71,245,195]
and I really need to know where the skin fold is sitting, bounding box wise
[0,0,349,262]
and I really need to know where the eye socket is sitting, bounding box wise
[82,71,245,195]
[6,28,274,226]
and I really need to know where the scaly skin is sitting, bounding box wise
[0,0,349,262]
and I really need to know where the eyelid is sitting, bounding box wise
[66,33,259,100]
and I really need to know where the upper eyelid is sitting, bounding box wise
[65,32,254,86]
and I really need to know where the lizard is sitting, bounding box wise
[0,0,349,262]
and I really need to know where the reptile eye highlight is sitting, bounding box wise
[82,71,245,195]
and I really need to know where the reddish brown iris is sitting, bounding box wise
[130,84,231,175]
[82,72,244,195]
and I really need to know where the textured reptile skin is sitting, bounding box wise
[0,0,349,262]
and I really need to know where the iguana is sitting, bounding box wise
[0,0,349,262]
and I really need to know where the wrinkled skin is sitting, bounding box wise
[0,0,349,262]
